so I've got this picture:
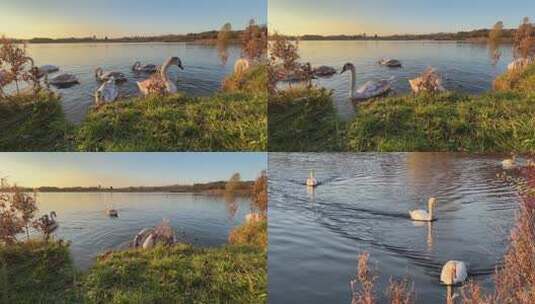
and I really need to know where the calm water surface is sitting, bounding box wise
[34,192,250,270]
[297,41,513,120]
[269,153,520,304]
[22,43,240,123]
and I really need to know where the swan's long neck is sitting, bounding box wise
[428,203,434,221]
[349,65,357,97]
[160,59,172,82]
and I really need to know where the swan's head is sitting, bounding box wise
[341,63,354,74]
[170,57,184,70]
[95,67,103,78]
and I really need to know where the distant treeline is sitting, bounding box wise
[12,27,266,44]
[8,181,254,194]
[279,28,518,42]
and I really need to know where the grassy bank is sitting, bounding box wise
[494,62,535,91]
[1,240,266,303]
[0,66,267,152]
[270,64,535,152]
[83,244,266,303]
[76,92,266,151]
[347,91,535,152]
[229,220,267,249]
[0,92,73,151]
[268,87,344,151]
[0,240,79,303]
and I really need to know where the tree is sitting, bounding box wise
[225,172,241,194]
[489,21,504,65]
[513,17,535,59]
[252,171,267,215]
[269,32,300,73]
[10,187,37,240]
[217,23,232,65]
[241,19,267,61]
[0,36,34,95]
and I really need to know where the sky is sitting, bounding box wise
[0,153,266,188]
[269,0,535,36]
[0,0,267,39]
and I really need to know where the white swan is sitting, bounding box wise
[95,76,119,105]
[137,56,184,95]
[440,260,468,285]
[95,67,127,82]
[234,58,250,74]
[306,171,318,187]
[409,67,446,94]
[507,57,535,71]
[409,198,437,222]
[132,61,158,73]
[502,154,516,169]
[341,63,392,100]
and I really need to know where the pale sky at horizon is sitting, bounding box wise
[269,0,535,36]
[0,153,266,188]
[0,0,267,39]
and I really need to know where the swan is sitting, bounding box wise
[132,220,176,249]
[41,211,59,233]
[95,76,119,106]
[132,61,158,73]
[501,154,516,169]
[234,58,250,74]
[409,68,446,94]
[137,56,184,95]
[313,65,337,78]
[378,58,402,68]
[48,73,79,88]
[341,63,392,100]
[440,260,468,285]
[306,170,318,187]
[107,207,118,217]
[95,67,127,82]
[507,57,535,71]
[35,64,60,78]
[409,198,437,222]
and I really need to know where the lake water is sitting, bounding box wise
[296,41,514,120]
[268,153,520,303]
[33,192,251,270]
[21,43,241,123]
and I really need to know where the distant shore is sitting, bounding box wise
[9,29,245,44]
[0,181,254,194]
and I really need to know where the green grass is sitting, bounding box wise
[82,244,266,304]
[494,62,535,92]
[1,240,266,304]
[228,220,267,249]
[0,240,80,303]
[346,91,535,152]
[268,87,345,151]
[222,64,267,94]
[0,92,73,151]
[75,92,267,151]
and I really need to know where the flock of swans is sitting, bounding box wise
[288,58,447,101]
[37,56,185,105]
[304,170,493,287]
